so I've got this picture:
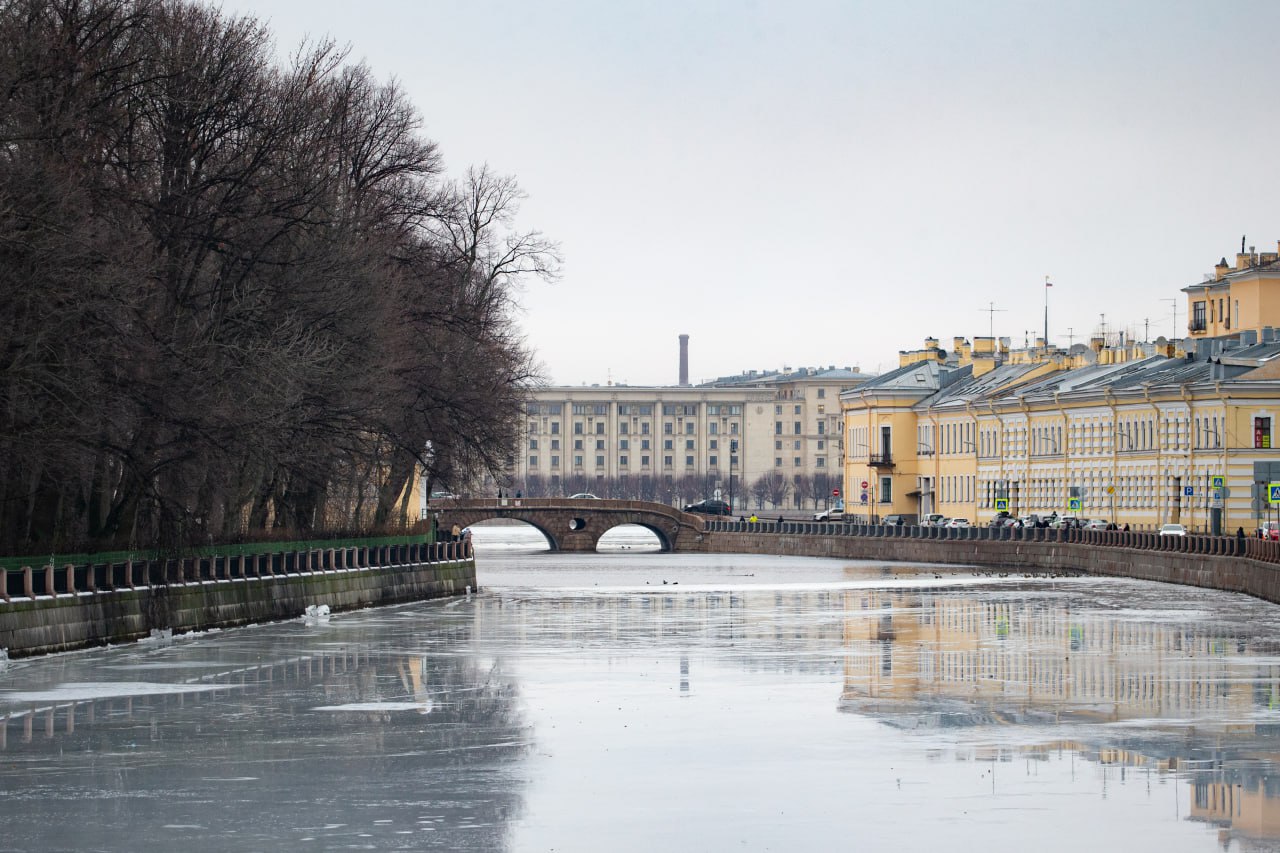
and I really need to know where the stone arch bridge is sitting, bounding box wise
[432,498,710,552]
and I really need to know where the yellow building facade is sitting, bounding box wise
[842,243,1280,533]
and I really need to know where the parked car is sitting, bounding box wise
[882,514,907,526]
[1259,521,1280,540]
[946,518,971,528]
[1158,523,1187,537]
[684,499,731,516]
[568,492,599,499]
[921,513,947,527]
[1084,519,1110,530]
[813,500,845,521]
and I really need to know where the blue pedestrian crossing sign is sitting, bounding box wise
[1211,475,1225,489]
[1270,483,1280,505]
[1068,497,1081,512]
[994,498,1008,512]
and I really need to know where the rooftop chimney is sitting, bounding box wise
[679,334,689,385]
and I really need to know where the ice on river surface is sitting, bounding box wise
[2,521,1280,852]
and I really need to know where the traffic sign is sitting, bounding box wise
[1183,486,1194,497]
[1211,475,1225,489]
[1106,486,1115,495]
[860,480,869,489]
[832,488,840,497]
[860,492,868,503]
[1270,483,1280,505]
[1068,497,1082,511]
[994,498,1009,512]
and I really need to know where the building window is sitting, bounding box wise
[794,457,801,467]
[818,388,826,399]
[709,455,718,467]
[620,439,629,450]
[528,421,537,434]
[880,476,892,503]
[794,440,801,450]
[529,456,538,467]
[775,457,783,467]
[596,455,605,467]
[529,439,538,450]
[817,421,825,434]
[816,458,825,467]
[551,455,559,467]
[709,439,718,450]
[641,455,649,466]
[595,422,605,435]
[685,455,694,467]
[1192,301,1206,331]
[709,422,718,435]
[596,439,605,450]
[574,455,583,467]
[817,440,825,450]
[776,440,782,450]
[552,439,560,450]
[664,455,673,467]
[685,439,695,450]
[664,422,674,434]
[685,422,695,434]
[550,422,560,435]
[641,439,650,450]
[664,439,673,450]
[794,405,801,415]
[574,422,584,435]
[1256,416,1272,449]
[619,422,629,435]
[642,422,651,434]
[574,439,583,451]
[620,455,628,466]
[775,405,782,415]
[731,422,739,434]
[794,421,801,434]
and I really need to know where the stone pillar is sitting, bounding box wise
[23,566,33,599]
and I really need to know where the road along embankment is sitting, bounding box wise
[0,542,475,658]
[697,527,1280,604]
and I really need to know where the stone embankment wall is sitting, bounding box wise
[698,527,1280,604]
[0,541,476,658]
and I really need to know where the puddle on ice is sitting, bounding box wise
[0,681,226,703]
[311,701,433,712]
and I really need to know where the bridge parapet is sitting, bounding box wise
[432,499,706,552]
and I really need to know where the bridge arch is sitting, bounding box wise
[433,499,704,553]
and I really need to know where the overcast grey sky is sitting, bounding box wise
[222,0,1280,386]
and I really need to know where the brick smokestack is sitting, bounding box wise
[679,334,689,386]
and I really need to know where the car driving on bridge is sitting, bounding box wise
[684,499,731,516]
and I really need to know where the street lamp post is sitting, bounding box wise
[729,439,738,515]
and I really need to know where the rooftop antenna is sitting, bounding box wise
[1161,298,1178,339]
[1044,275,1053,347]
[979,301,1007,339]
[1066,327,1075,348]
[1143,317,1149,342]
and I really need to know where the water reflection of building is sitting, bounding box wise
[840,589,1276,723]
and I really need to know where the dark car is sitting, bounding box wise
[684,499,731,516]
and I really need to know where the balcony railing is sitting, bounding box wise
[1189,320,1207,333]
[868,453,894,468]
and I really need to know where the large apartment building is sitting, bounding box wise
[513,365,871,510]
[841,244,1280,533]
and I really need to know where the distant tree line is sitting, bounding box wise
[514,472,840,512]
[0,0,556,555]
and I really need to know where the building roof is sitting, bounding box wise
[702,366,875,387]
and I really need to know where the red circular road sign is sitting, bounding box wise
[832,488,840,497]
[860,480,869,489]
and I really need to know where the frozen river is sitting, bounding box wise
[4,523,1280,851]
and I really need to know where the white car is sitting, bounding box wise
[568,493,599,499]
[921,513,947,527]
[814,501,845,521]
[946,518,971,528]
[1158,523,1187,537]
[1085,519,1110,530]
